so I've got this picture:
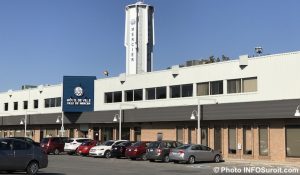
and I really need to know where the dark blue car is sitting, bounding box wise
[0,138,48,175]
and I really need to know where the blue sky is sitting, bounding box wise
[0,0,299,92]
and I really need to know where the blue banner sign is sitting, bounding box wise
[63,76,96,112]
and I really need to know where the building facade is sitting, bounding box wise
[0,51,300,162]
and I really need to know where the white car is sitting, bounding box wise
[89,140,128,158]
[64,138,91,155]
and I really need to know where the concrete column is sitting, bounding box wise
[33,129,40,142]
[269,121,285,161]
[130,127,135,141]
[237,125,243,159]
[223,127,228,158]
[88,129,93,139]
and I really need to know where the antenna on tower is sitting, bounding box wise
[255,46,263,56]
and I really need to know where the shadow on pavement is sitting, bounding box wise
[0,171,65,175]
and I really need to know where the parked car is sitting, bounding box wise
[76,140,100,156]
[125,141,151,160]
[89,140,128,158]
[169,144,223,164]
[146,140,182,162]
[40,137,69,155]
[111,141,134,158]
[10,137,40,146]
[0,138,48,175]
[64,138,92,155]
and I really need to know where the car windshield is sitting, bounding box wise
[176,145,191,150]
[81,141,91,146]
[65,139,74,143]
[103,141,114,146]
[118,142,131,146]
[148,142,160,148]
[41,138,49,144]
[132,142,142,147]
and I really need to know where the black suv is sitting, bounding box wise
[146,140,182,162]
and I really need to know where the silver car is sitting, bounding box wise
[0,138,48,175]
[169,144,223,164]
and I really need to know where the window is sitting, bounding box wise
[125,90,133,102]
[146,87,167,100]
[113,91,122,102]
[156,87,166,99]
[146,88,155,100]
[45,99,50,108]
[170,84,193,98]
[34,100,38,109]
[134,89,143,101]
[201,127,208,146]
[134,127,141,141]
[4,103,8,111]
[243,126,253,155]
[259,125,268,156]
[242,77,257,92]
[56,97,61,107]
[125,89,142,102]
[214,126,222,152]
[0,140,12,150]
[14,102,18,110]
[104,92,113,103]
[227,77,257,93]
[104,91,122,103]
[45,98,61,108]
[23,101,28,110]
[50,98,55,107]
[210,81,223,95]
[228,126,236,154]
[286,125,300,157]
[197,82,209,96]
[181,84,193,97]
[176,127,184,143]
[227,79,241,94]
[12,140,27,150]
[170,85,180,98]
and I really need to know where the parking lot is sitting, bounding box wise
[1,155,296,175]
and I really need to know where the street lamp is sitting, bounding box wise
[190,98,217,144]
[113,103,136,140]
[56,112,65,136]
[20,113,27,137]
[295,105,300,117]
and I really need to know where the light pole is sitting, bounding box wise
[56,112,64,136]
[190,98,217,144]
[20,112,28,137]
[295,105,300,117]
[113,103,137,140]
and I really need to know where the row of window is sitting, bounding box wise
[2,97,61,111]
[228,125,268,156]
[105,77,257,103]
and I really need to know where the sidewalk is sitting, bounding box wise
[225,158,300,167]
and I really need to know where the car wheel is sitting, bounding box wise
[54,148,60,155]
[104,151,111,159]
[163,155,170,163]
[26,161,39,175]
[188,156,195,164]
[141,154,147,161]
[214,154,221,163]
[149,159,155,162]
[130,157,136,160]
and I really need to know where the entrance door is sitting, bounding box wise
[93,127,99,140]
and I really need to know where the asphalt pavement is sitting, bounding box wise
[1,155,299,175]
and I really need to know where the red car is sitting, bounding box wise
[125,141,151,160]
[76,140,100,156]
